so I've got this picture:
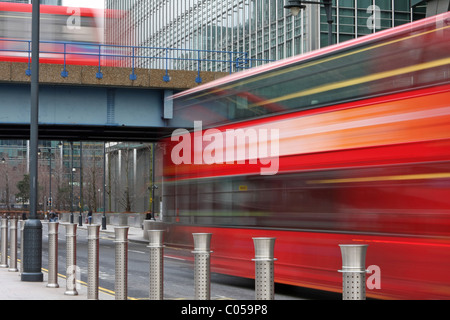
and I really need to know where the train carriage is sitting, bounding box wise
[0,2,119,65]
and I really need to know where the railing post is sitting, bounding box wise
[96,44,103,79]
[64,223,78,296]
[163,48,170,82]
[61,43,68,78]
[147,230,164,300]
[46,222,59,288]
[130,47,137,80]
[339,244,368,300]
[253,237,276,300]
[87,224,100,300]
[26,41,32,76]
[195,50,202,84]
[192,233,212,300]
[8,217,18,272]
[0,216,8,268]
[114,226,129,300]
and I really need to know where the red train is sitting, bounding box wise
[159,13,450,299]
[0,2,119,65]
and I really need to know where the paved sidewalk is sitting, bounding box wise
[0,222,150,300]
[0,264,115,300]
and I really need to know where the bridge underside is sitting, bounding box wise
[0,123,176,142]
[0,61,226,142]
[0,83,179,142]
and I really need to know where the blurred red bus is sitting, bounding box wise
[0,2,120,66]
[159,12,450,299]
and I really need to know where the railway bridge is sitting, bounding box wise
[0,59,229,142]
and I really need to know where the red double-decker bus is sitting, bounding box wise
[159,12,450,299]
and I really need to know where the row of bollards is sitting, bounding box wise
[0,214,370,300]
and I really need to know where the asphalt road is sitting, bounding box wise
[40,223,339,300]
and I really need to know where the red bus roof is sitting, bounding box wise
[171,11,450,100]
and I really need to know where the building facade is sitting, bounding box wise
[105,0,426,71]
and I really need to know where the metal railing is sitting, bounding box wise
[0,39,273,82]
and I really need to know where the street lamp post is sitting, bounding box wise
[47,148,52,211]
[1,157,10,211]
[284,0,334,46]
[78,142,83,227]
[22,0,43,282]
[102,142,107,230]
[70,142,74,224]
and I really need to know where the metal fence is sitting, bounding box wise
[0,39,274,81]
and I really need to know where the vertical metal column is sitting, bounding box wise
[46,222,59,288]
[339,244,368,300]
[8,217,18,272]
[147,230,164,300]
[87,224,100,300]
[18,220,24,274]
[192,233,212,300]
[22,0,44,283]
[253,237,277,300]
[64,223,78,296]
[114,226,129,300]
[0,216,8,268]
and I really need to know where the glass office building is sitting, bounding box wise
[105,0,426,71]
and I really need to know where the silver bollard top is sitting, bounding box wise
[252,237,277,261]
[192,233,212,253]
[9,217,17,228]
[47,222,59,235]
[114,226,129,243]
[147,230,164,248]
[339,244,368,273]
[1,217,8,227]
[87,224,100,240]
[64,223,77,236]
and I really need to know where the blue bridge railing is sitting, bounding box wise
[0,39,273,83]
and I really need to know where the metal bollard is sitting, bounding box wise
[147,230,164,300]
[192,233,212,300]
[0,216,8,268]
[87,224,100,300]
[252,237,276,300]
[47,222,59,288]
[8,217,18,272]
[64,223,78,296]
[114,226,129,300]
[339,244,368,300]
[18,220,24,274]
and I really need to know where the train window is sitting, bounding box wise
[163,162,450,236]
[0,11,31,40]
[0,11,100,44]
